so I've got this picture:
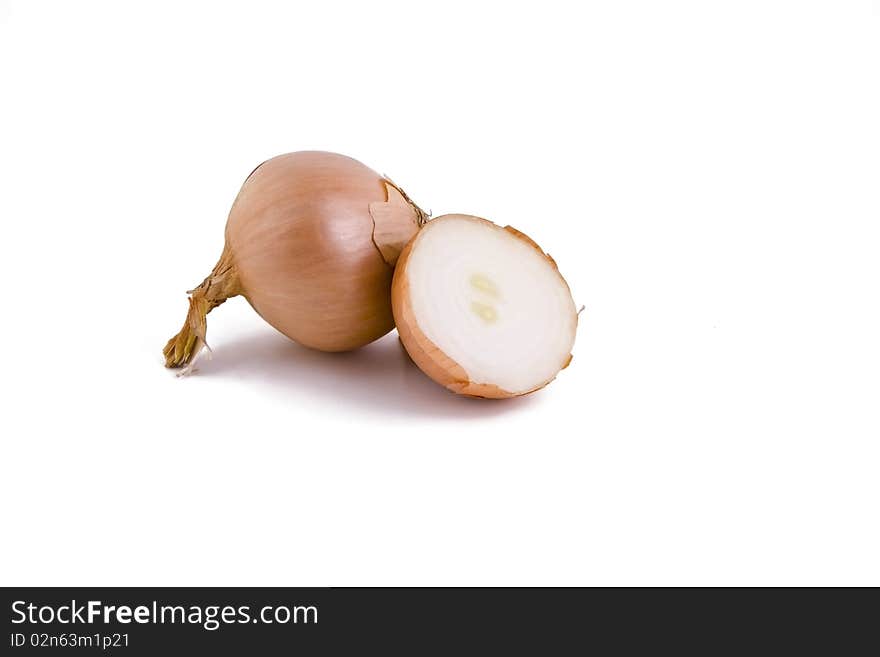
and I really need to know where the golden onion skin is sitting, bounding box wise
[230,152,398,351]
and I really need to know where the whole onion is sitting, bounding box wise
[163,151,427,370]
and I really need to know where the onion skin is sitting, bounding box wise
[164,151,427,369]
[391,214,575,399]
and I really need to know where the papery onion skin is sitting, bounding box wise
[164,151,427,369]
[391,214,576,399]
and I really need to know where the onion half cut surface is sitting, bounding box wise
[392,214,578,398]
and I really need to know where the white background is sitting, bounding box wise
[1,1,878,586]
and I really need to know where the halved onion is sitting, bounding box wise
[392,214,578,398]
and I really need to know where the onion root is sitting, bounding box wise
[163,246,241,370]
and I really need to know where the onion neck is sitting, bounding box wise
[163,245,242,371]
[385,178,429,227]
[368,179,430,267]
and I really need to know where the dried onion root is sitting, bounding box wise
[392,214,578,398]
[163,151,427,371]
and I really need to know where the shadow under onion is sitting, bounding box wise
[186,330,539,419]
